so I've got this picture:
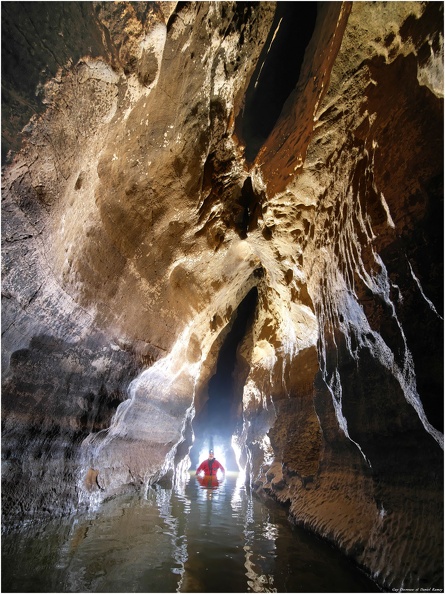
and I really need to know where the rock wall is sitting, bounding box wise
[2,2,443,590]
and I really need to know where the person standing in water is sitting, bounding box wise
[196,449,225,477]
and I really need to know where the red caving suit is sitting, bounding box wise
[196,458,225,476]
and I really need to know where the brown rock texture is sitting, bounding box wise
[1,2,443,591]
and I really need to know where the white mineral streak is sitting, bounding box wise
[417,32,444,98]
[254,17,283,90]
[379,191,395,229]
[408,260,444,321]
[328,368,372,467]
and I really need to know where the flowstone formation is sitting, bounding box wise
[2,2,443,590]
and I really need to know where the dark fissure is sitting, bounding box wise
[191,287,258,469]
[237,2,318,163]
[235,176,263,239]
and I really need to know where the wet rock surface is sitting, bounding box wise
[2,2,443,590]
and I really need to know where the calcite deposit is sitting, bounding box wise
[2,2,443,591]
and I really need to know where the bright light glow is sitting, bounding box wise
[231,434,245,476]
[230,467,247,510]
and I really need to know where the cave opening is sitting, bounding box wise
[190,287,258,471]
[236,2,318,163]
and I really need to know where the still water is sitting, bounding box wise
[2,472,379,593]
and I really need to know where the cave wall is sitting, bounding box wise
[242,2,444,590]
[1,1,443,591]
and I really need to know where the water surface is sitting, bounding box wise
[2,472,379,593]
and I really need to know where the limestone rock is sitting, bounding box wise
[1,2,443,591]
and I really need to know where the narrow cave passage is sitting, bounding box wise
[190,287,258,471]
[237,2,318,163]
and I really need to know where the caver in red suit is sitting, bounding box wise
[196,450,225,476]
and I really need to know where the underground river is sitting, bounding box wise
[2,469,380,593]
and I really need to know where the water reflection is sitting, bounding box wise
[196,474,221,491]
[2,472,379,593]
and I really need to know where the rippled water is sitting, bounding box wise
[2,472,379,593]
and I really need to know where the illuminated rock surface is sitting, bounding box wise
[1,2,443,590]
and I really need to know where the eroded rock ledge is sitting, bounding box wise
[2,2,443,590]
